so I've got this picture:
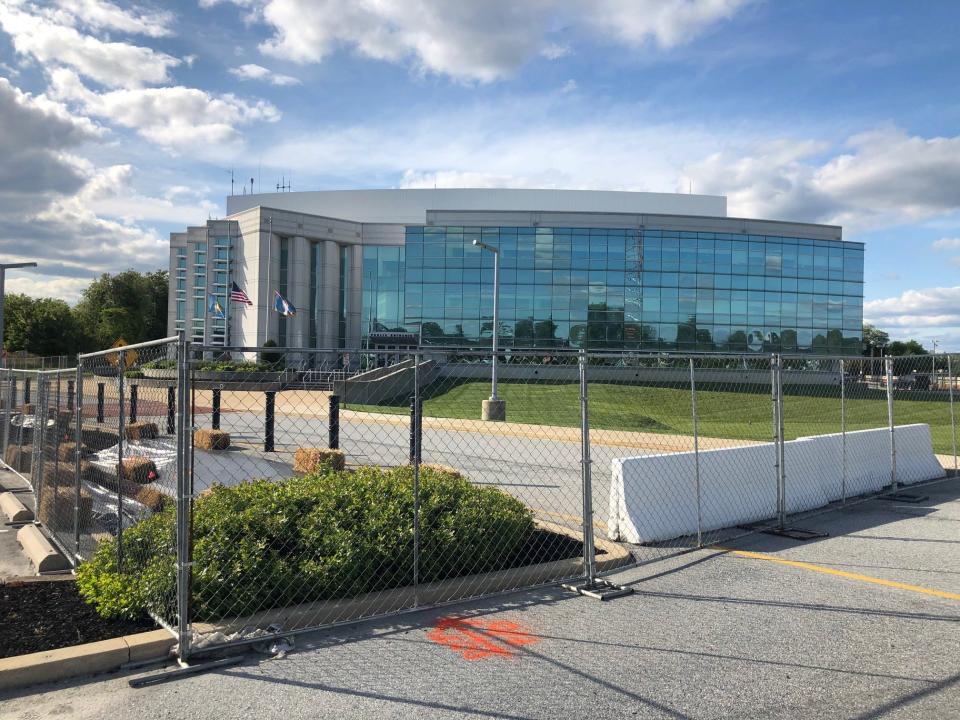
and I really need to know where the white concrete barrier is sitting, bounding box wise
[608,424,944,544]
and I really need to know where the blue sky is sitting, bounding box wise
[1,0,960,347]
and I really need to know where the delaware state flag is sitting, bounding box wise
[274,290,296,317]
[208,294,225,319]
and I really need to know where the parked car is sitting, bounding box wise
[895,373,930,390]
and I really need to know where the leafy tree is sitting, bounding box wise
[862,323,890,357]
[74,270,168,350]
[887,339,927,356]
[3,294,81,356]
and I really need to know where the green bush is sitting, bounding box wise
[194,360,275,372]
[76,465,534,621]
[142,359,176,370]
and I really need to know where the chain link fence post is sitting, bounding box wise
[74,360,83,559]
[412,351,421,607]
[1,369,11,464]
[562,349,631,600]
[175,332,193,661]
[885,356,897,491]
[770,354,783,529]
[840,358,847,504]
[689,357,702,548]
[949,353,957,475]
[579,348,597,582]
[116,350,126,567]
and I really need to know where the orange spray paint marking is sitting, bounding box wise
[427,616,539,660]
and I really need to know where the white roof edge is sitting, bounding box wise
[225,188,727,223]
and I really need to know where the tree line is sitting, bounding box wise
[3,270,168,357]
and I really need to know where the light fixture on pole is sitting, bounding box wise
[473,239,505,421]
[0,262,39,367]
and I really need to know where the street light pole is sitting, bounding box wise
[0,262,39,367]
[473,240,505,421]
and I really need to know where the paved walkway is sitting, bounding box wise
[2,477,957,719]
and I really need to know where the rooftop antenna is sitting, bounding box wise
[276,174,291,192]
[227,169,234,196]
[250,177,254,195]
[689,180,692,194]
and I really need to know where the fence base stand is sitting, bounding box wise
[738,522,828,541]
[762,526,828,541]
[881,492,929,503]
[562,578,633,600]
[128,655,244,688]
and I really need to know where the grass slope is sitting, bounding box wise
[349,380,958,454]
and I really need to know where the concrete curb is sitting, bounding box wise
[0,630,175,693]
[0,492,33,523]
[15,525,70,573]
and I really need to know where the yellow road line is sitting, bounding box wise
[714,547,960,601]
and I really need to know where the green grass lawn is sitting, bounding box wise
[348,380,959,455]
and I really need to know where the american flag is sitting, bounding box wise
[230,281,253,305]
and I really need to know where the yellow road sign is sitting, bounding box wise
[106,339,139,370]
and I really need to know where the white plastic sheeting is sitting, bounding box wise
[607,424,945,544]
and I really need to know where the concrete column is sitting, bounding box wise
[347,244,363,351]
[257,228,281,346]
[318,240,340,350]
[289,235,311,349]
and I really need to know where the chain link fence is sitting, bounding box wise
[2,341,957,662]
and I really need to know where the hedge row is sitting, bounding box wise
[76,464,534,621]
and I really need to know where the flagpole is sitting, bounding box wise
[224,221,231,356]
[262,215,272,350]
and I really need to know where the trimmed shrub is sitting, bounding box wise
[77,465,534,621]
[120,456,159,484]
[293,447,345,473]
[124,422,158,441]
[194,428,230,450]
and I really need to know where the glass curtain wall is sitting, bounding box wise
[401,226,864,353]
[361,246,406,345]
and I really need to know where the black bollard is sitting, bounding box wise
[166,386,176,435]
[67,380,75,414]
[24,378,31,405]
[129,385,138,423]
[264,391,275,452]
[97,383,105,424]
[328,394,339,449]
[9,378,16,410]
[212,388,221,430]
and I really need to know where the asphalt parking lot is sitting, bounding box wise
[2,476,957,719]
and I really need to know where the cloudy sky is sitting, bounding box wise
[2,0,960,347]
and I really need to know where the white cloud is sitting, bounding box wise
[684,127,960,228]
[865,287,960,329]
[0,1,180,88]
[50,68,280,154]
[230,63,300,86]
[541,43,570,60]
[560,79,578,93]
[203,0,750,83]
[588,0,750,49]
[53,0,175,38]
[931,237,960,251]
[4,274,92,304]
[265,103,717,192]
[0,77,171,301]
